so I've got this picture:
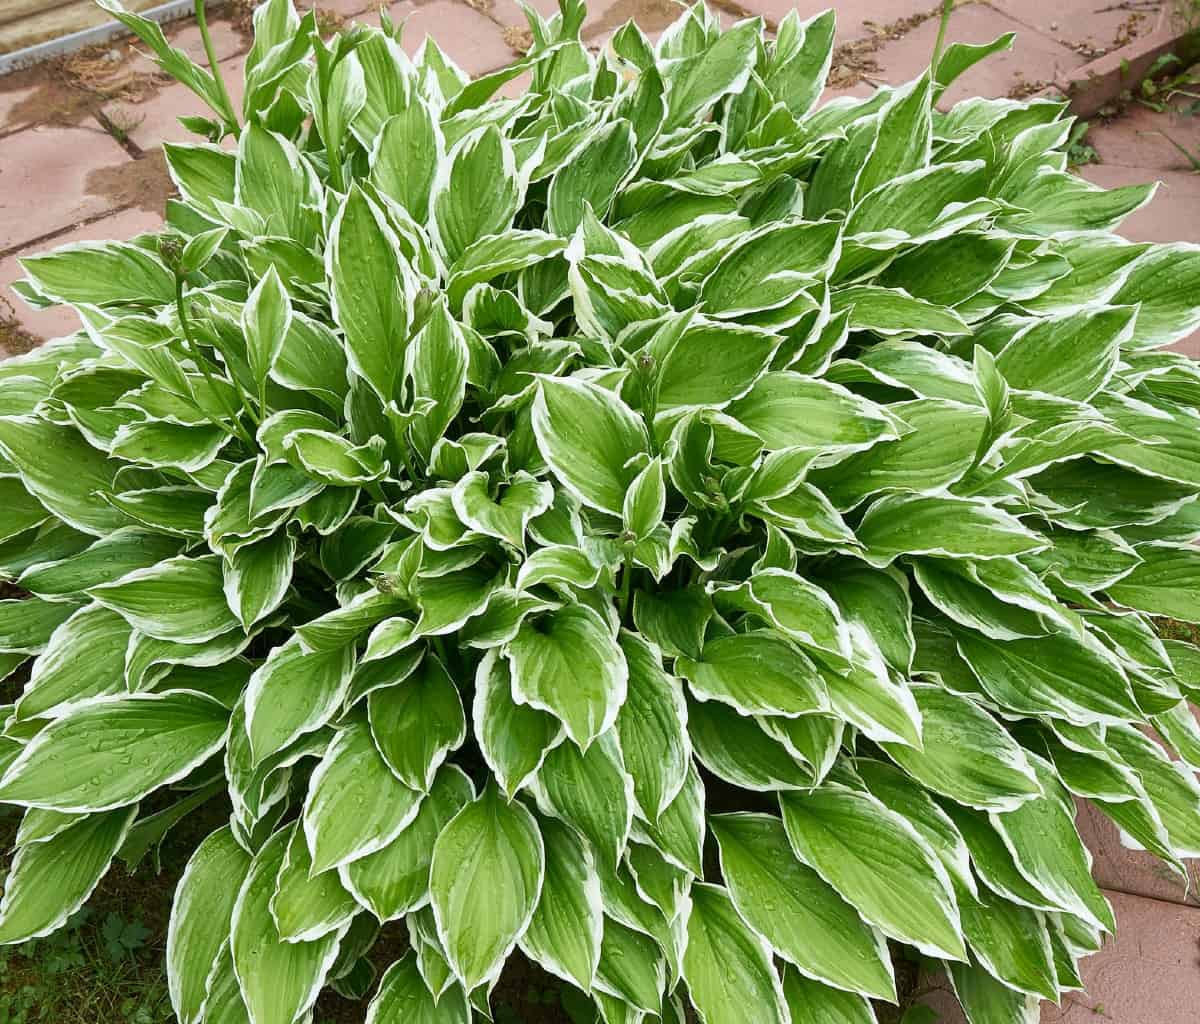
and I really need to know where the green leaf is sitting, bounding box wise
[270,821,358,942]
[780,786,966,960]
[0,417,125,536]
[988,758,1115,932]
[18,529,183,600]
[473,650,562,796]
[429,784,544,990]
[689,698,814,791]
[711,813,895,1000]
[1107,543,1200,623]
[615,631,689,820]
[452,470,553,549]
[535,730,632,870]
[958,885,1058,1001]
[549,120,637,236]
[16,603,131,721]
[728,372,898,453]
[302,720,423,874]
[167,827,252,1024]
[1111,242,1200,349]
[365,952,470,1024]
[532,376,649,516]
[766,10,835,117]
[368,654,466,791]
[781,964,878,1024]
[881,685,1041,811]
[432,125,519,265]
[408,298,471,463]
[677,630,829,718]
[245,636,356,764]
[947,956,1042,1024]
[221,530,295,631]
[520,815,603,992]
[623,457,666,541]
[665,19,761,127]
[810,398,989,509]
[507,605,628,749]
[855,74,933,201]
[994,306,1135,402]
[18,241,174,307]
[699,221,840,317]
[371,100,442,220]
[230,828,342,1024]
[0,807,136,944]
[954,628,1141,725]
[235,124,319,243]
[341,763,474,922]
[242,264,292,392]
[856,494,1046,568]
[0,691,229,813]
[327,186,414,401]
[682,882,788,1024]
[90,555,238,644]
[817,626,922,748]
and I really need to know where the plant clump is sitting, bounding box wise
[2,1,1200,1022]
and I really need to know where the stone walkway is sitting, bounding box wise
[1,3,1199,1021]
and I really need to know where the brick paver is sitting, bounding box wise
[1044,892,1200,1024]
[987,0,1161,56]
[0,123,134,251]
[738,0,934,38]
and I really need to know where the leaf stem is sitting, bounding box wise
[194,0,239,135]
[931,0,954,74]
[618,549,635,625]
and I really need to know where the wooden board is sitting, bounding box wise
[0,0,166,59]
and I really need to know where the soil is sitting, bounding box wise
[588,0,696,37]
[84,146,177,213]
[0,39,163,137]
[0,299,42,358]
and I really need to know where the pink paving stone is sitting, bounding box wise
[380,0,517,75]
[986,0,1165,57]
[0,205,164,348]
[0,78,42,137]
[863,2,1086,106]
[482,0,561,31]
[0,124,135,252]
[736,0,937,40]
[1085,102,1200,173]
[1043,891,1200,1024]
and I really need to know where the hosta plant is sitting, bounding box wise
[2,0,1200,1021]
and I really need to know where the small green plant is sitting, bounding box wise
[1066,120,1100,166]
[1,0,1200,1023]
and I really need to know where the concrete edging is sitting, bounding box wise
[0,0,201,77]
[1051,6,1200,117]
